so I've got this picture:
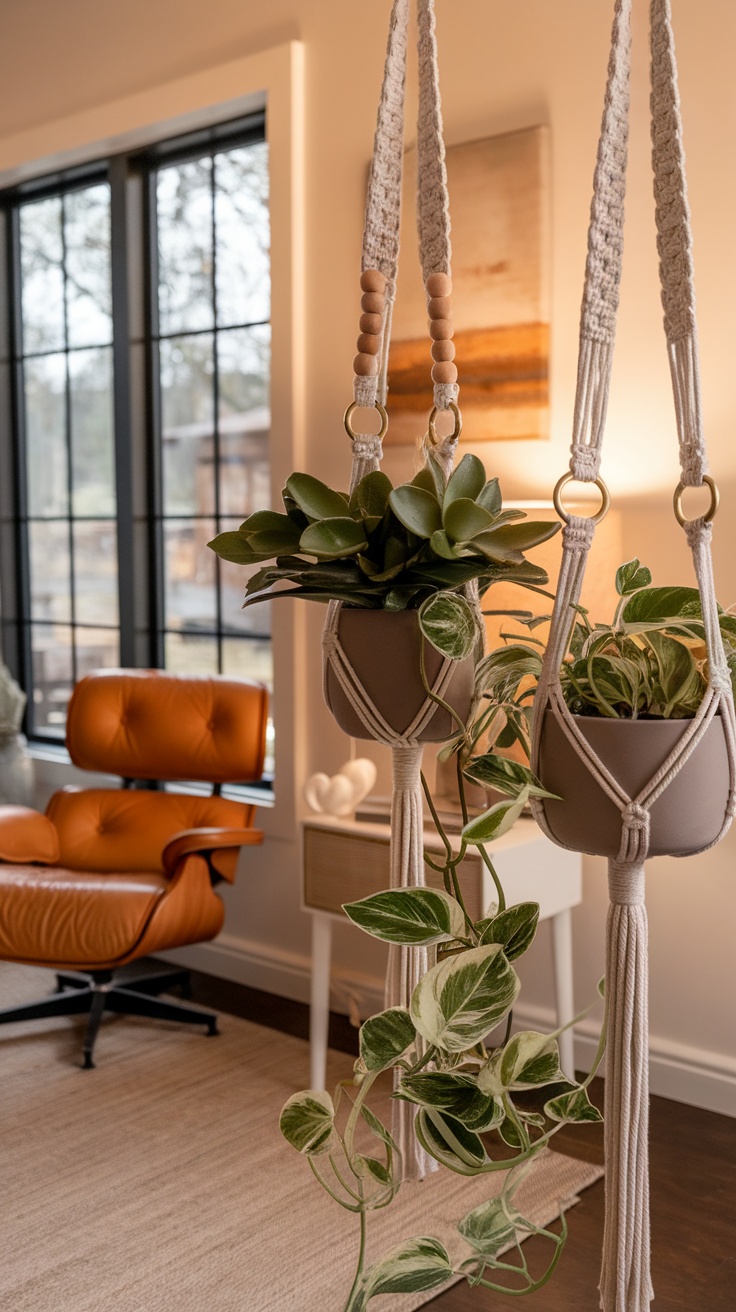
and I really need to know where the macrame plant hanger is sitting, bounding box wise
[322,0,462,1181]
[530,1,736,1308]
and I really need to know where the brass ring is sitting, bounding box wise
[343,401,389,443]
[673,474,719,527]
[553,472,611,525]
[427,400,463,446]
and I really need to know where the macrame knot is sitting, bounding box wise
[351,434,384,463]
[617,803,651,867]
[562,517,596,552]
[682,517,711,550]
[680,451,708,488]
[570,443,602,482]
[432,381,460,410]
[608,856,646,907]
[353,376,379,408]
[708,665,732,698]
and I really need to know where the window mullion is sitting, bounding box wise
[109,155,137,667]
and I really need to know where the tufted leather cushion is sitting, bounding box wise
[0,807,60,865]
[47,788,253,875]
[65,669,268,782]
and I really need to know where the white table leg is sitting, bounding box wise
[309,913,333,1091]
[551,908,575,1080]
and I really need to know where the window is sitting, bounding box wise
[0,112,273,773]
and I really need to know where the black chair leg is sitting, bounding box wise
[0,988,92,1026]
[82,982,110,1070]
[106,985,218,1035]
[125,968,192,999]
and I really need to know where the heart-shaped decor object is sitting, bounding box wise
[303,758,377,817]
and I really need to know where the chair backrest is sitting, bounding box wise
[66,669,268,784]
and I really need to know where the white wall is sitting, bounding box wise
[1,0,735,1114]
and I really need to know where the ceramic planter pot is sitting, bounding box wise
[537,709,731,858]
[325,608,475,743]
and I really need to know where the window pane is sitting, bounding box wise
[30,623,73,735]
[73,520,119,626]
[69,347,115,517]
[222,637,273,689]
[160,335,215,515]
[217,325,270,517]
[75,626,119,680]
[164,631,218,675]
[64,185,112,348]
[157,159,214,336]
[164,517,217,633]
[215,142,270,327]
[24,353,67,518]
[29,521,71,623]
[19,197,64,354]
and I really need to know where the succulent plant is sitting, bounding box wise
[209,453,560,611]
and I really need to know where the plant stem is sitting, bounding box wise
[476,842,506,914]
[344,1190,367,1312]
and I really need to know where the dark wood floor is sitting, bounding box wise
[187,965,736,1312]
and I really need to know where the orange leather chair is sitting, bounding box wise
[0,669,267,1067]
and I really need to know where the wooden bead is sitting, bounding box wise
[431,338,456,362]
[432,361,458,385]
[426,272,452,298]
[360,269,387,294]
[354,352,379,377]
[360,312,382,334]
[357,332,380,355]
[429,317,453,341]
[361,291,385,315]
[428,295,451,320]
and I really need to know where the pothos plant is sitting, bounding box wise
[277,590,606,1311]
[458,559,736,786]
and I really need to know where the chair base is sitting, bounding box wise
[0,965,218,1068]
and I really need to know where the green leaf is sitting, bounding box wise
[279,1090,335,1155]
[397,1071,503,1132]
[545,1086,603,1124]
[622,585,704,625]
[349,470,393,523]
[418,590,479,661]
[464,753,558,801]
[461,790,531,845]
[359,1007,416,1073]
[343,887,466,946]
[428,529,461,560]
[458,1195,517,1258]
[410,944,520,1052]
[389,485,443,539]
[352,1238,454,1310]
[415,1109,488,1174]
[478,902,540,962]
[443,454,487,509]
[615,558,652,596]
[354,1154,392,1185]
[476,477,502,516]
[443,498,495,544]
[474,520,560,561]
[299,517,367,559]
[285,472,349,520]
[208,530,264,565]
[499,1031,565,1090]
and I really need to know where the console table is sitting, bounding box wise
[302,815,583,1088]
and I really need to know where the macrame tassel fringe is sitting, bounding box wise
[384,744,437,1181]
[600,860,653,1311]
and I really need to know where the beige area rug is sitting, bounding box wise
[0,964,602,1311]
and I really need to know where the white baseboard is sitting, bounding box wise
[159,935,736,1120]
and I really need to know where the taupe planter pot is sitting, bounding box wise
[325,608,475,743]
[537,709,731,858]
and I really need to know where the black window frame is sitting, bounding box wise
[0,109,271,770]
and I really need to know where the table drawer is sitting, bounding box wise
[303,825,483,919]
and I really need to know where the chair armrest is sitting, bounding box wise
[0,806,60,864]
[162,827,264,883]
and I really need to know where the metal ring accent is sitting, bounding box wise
[553,472,611,525]
[673,474,719,527]
[343,401,389,443]
[427,400,462,446]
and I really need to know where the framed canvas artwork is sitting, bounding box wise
[386,125,550,444]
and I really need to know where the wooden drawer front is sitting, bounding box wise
[303,827,482,919]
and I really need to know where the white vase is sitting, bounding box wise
[0,733,34,806]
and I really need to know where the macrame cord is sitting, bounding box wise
[322,0,462,1181]
[530,2,736,1308]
